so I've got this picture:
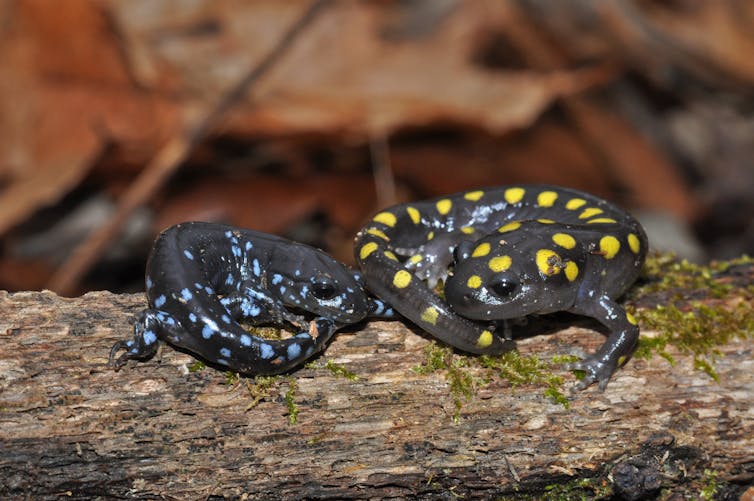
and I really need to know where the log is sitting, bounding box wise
[1,261,753,499]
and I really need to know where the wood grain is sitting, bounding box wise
[0,278,752,499]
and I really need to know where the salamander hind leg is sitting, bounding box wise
[565,295,639,391]
[109,309,180,370]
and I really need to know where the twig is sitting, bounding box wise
[48,0,330,295]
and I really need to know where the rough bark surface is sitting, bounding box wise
[1,267,753,499]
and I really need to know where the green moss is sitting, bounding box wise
[480,352,570,409]
[306,358,359,381]
[413,344,481,423]
[284,377,299,425]
[187,360,206,372]
[244,375,279,410]
[699,469,719,500]
[538,476,613,500]
[634,300,754,382]
[629,254,754,381]
[413,344,571,421]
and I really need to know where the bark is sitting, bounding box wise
[1,265,752,499]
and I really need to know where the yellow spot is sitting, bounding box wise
[564,261,579,282]
[498,221,521,233]
[406,206,421,224]
[579,207,604,219]
[476,330,494,348]
[552,232,576,250]
[472,242,491,257]
[366,228,389,241]
[565,198,586,210]
[599,235,621,259]
[488,255,512,272]
[626,312,638,325]
[587,218,617,224]
[409,254,423,264]
[427,231,435,241]
[464,190,484,201]
[617,355,627,366]
[392,270,412,289]
[359,242,378,260]
[537,190,558,207]
[421,306,439,325]
[467,275,482,289]
[461,226,475,234]
[373,212,397,227]
[504,187,525,204]
[384,251,398,261]
[436,199,452,215]
[537,218,554,224]
[536,249,562,276]
[627,233,641,254]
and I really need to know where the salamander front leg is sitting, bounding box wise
[109,309,181,370]
[566,295,639,391]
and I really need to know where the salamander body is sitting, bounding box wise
[110,222,392,375]
[354,185,647,389]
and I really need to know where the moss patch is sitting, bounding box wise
[413,343,572,421]
[631,254,754,381]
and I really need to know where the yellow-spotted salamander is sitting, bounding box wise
[354,185,648,389]
[110,222,393,375]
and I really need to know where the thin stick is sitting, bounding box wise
[49,0,330,295]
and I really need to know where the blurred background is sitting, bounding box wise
[1,0,753,296]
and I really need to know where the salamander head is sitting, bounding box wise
[271,248,371,324]
[445,234,575,320]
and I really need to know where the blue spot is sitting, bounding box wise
[165,316,175,326]
[183,249,194,260]
[240,334,252,346]
[287,343,301,359]
[294,269,301,277]
[225,230,233,238]
[295,332,311,339]
[220,347,231,358]
[245,241,252,251]
[353,273,362,282]
[202,325,214,339]
[154,295,166,308]
[216,358,229,366]
[239,298,261,317]
[189,313,197,323]
[181,288,192,301]
[232,245,241,257]
[221,314,231,324]
[279,286,287,295]
[226,273,235,286]
[194,282,203,290]
[259,343,275,359]
[300,285,308,297]
[146,276,153,289]
[346,287,354,293]
[252,259,261,277]
[143,330,157,345]
[205,286,214,295]
[272,274,283,285]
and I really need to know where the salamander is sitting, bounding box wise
[354,185,648,389]
[110,222,393,375]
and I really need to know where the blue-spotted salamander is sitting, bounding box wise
[110,222,393,375]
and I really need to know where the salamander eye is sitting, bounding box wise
[311,280,337,300]
[491,279,517,298]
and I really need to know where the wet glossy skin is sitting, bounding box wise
[110,222,393,375]
[354,185,648,389]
